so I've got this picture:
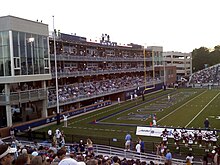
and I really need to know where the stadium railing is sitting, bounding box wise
[14,140,203,165]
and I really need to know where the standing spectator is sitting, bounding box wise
[204,118,210,129]
[86,138,93,156]
[60,131,65,147]
[9,127,15,139]
[48,129,53,142]
[165,149,172,165]
[125,132,132,151]
[186,153,194,165]
[135,141,141,154]
[27,126,32,141]
[63,114,68,127]
[138,137,145,153]
[78,140,85,153]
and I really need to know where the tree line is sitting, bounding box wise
[192,45,220,73]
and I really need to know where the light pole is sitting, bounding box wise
[163,56,166,90]
[53,15,60,125]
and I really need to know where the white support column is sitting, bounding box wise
[5,84,12,126]
[9,30,14,76]
[41,80,48,118]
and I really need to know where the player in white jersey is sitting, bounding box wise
[204,129,211,152]
[187,133,194,151]
[167,94,171,101]
[173,128,181,150]
[180,127,187,143]
[210,130,218,148]
[183,130,189,147]
[193,128,199,144]
[161,129,168,148]
[197,129,203,147]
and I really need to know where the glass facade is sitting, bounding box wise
[0,30,50,77]
[12,31,50,76]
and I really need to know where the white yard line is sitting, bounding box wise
[157,90,207,123]
[185,91,220,127]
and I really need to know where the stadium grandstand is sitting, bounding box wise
[189,63,220,88]
[0,15,176,134]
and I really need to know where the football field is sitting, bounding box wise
[40,88,220,141]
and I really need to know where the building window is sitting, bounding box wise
[14,58,20,68]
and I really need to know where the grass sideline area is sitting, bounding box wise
[37,88,220,155]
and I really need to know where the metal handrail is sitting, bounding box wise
[0,89,47,105]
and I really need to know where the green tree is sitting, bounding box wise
[192,47,210,72]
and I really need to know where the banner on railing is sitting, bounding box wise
[136,126,173,137]
[136,126,212,138]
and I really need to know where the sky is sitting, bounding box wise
[1,0,220,52]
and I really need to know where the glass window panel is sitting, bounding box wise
[26,33,33,75]
[0,57,4,76]
[45,68,49,74]
[44,59,49,68]
[14,58,20,68]
[39,58,44,74]
[14,69,20,75]
[43,36,48,58]
[13,31,19,57]
[4,57,11,76]
[39,47,44,59]
[1,31,9,46]
[34,47,39,74]
[21,57,27,75]
[38,36,43,48]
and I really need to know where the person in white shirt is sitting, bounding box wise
[135,142,141,153]
[186,153,194,165]
[168,94,171,102]
[63,114,68,127]
[118,97,121,104]
[130,94,133,100]
[48,129,52,142]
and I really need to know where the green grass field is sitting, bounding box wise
[38,88,220,151]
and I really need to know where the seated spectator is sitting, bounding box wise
[0,143,17,165]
